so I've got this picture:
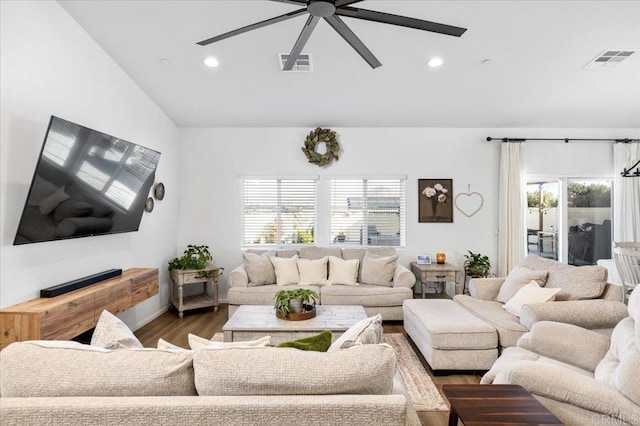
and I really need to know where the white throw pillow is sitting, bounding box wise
[327,314,383,351]
[327,256,359,286]
[243,251,276,286]
[90,310,143,349]
[360,251,398,286]
[188,334,271,350]
[270,255,300,286]
[495,266,549,303]
[297,256,329,286]
[157,338,190,351]
[502,281,561,317]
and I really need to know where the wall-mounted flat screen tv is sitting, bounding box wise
[13,116,161,245]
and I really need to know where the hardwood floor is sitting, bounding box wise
[135,304,481,426]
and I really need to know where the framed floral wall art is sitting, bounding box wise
[419,179,453,223]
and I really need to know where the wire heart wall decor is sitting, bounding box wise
[454,185,485,218]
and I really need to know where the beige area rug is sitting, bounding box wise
[382,333,448,412]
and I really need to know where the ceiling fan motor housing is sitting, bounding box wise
[308,1,336,17]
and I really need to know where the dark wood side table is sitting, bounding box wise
[442,384,563,425]
[410,262,461,298]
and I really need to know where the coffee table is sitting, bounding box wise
[223,305,367,345]
[442,384,562,425]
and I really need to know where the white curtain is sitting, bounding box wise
[613,142,640,242]
[498,142,526,276]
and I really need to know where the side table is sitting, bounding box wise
[410,262,461,298]
[170,263,222,318]
[442,384,562,425]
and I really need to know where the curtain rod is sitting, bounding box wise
[486,137,639,143]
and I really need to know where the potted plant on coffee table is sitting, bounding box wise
[274,288,319,320]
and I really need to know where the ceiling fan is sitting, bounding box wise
[196,0,467,70]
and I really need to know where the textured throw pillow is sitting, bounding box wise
[188,334,271,350]
[502,281,561,317]
[297,256,328,286]
[90,310,143,349]
[495,266,549,303]
[327,256,359,286]
[276,330,332,352]
[327,314,383,351]
[271,255,300,286]
[38,186,70,215]
[157,338,190,351]
[243,251,276,286]
[360,251,398,286]
[0,341,196,397]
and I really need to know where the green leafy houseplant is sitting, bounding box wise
[168,245,218,278]
[274,289,319,316]
[463,250,492,278]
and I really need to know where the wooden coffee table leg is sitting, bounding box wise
[448,406,459,426]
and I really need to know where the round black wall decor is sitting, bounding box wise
[301,127,340,167]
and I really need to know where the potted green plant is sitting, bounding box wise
[274,288,318,316]
[168,245,221,278]
[463,250,492,278]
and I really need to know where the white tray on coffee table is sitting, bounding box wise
[223,305,367,345]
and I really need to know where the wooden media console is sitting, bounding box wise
[0,268,158,349]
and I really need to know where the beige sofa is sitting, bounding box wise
[481,285,640,425]
[403,255,628,370]
[0,341,419,426]
[228,247,416,320]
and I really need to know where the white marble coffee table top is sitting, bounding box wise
[223,305,367,333]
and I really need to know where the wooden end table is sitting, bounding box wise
[170,263,221,318]
[442,384,562,425]
[411,262,461,298]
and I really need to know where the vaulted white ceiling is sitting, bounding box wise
[58,0,640,128]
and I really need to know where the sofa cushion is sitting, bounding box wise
[519,255,607,301]
[188,334,271,350]
[360,251,398,287]
[297,256,329,286]
[342,247,396,280]
[276,249,298,258]
[327,256,359,286]
[271,255,300,285]
[90,310,143,349]
[321,284,413,307]
[454,295,529,347]
[495,266,549,303]
[299,246,342,260]
[193,344,396,396]
[243,251,276,286]
[228,284,321,305]
[328,314,383,351]
[0,341,196,397]
[502,281,560,317]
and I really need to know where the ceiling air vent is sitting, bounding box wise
[584,49,635,69]
[278,53,313,72]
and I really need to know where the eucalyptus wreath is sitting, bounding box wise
[301,127,340,167]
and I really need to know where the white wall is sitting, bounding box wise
[178,127,638,300]
[0,1,179,330]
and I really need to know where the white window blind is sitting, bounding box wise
[330,179,405,247]
[242,178,316,247]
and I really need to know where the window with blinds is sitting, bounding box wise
[242,178,317,247]
[330,179,405,247]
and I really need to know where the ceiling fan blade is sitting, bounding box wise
[334,0,365,6]
[335,6,467,37]
[283,15,321,71]
[197,9,307,46]
[324,15,381,69]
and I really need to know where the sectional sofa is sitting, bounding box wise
[228,247,416,320]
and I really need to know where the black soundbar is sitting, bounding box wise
[40,269,123,298]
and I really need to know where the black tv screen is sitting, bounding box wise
[13,116,161,245]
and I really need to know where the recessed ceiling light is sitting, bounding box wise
[160,58,171,65]
[427,57,444,68]
[203,57,220,68]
